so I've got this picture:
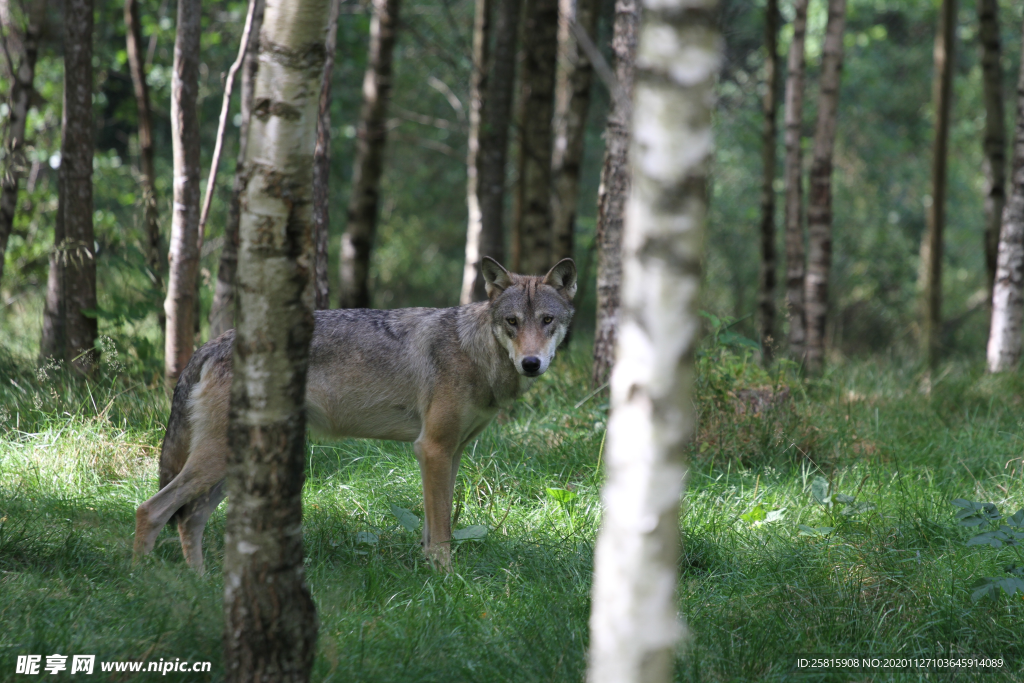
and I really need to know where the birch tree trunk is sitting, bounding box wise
[460,0,520,304]
[163,0,202,385]
[222,0,330,677]
[313,0,341,310]
[802,0,846,374]
[62,0,97,374]
[512,0,559,275]
[757,0,780,361]
[40,168,65,360]
[591,0,639,388]
[979,0,1005,301]
[0,0,45,289]
[783,0,809,361]
[209,0,265,339]
[986,26,1024,373]
[339,0,400,309]
[551,0,599,264]
[918,0,955,368]
[587,0,720,679]
[125,0,163,302]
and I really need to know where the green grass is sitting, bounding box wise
[1,341,1023,682]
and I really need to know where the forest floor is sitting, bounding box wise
[1,332,1023,682]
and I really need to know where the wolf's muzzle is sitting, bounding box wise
[521,356,542,375]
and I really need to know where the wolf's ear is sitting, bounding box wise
[481,257,513,300]
[543,259,577,301]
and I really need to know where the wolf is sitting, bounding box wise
[133,257,576,572]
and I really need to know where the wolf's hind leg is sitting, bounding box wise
[178,480,226,575]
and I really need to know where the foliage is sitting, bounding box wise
[952,499,1024,602]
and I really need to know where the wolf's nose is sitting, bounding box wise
[522,357,541,374]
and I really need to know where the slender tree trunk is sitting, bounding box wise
[222,0,330,678]
[339,0,400,309]
[757,0,780,361]
[40,168,66,360]
[591,0,639,388]
[551,0,599,264]
[918,0,955,368]
[783,0,809,361]
[62,0,97,373]
[0,0,45,289]
[979,0,1005,301]
[209,0,265,339]
[986,27,1024,373]
[313,0,341,310]
[460,0,520,304]
[513,0,559,275]
[802,0,846,374]
[587,0,720,679]
[125,0,163,305]
[163,0,202,386]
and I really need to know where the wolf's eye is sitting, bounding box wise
[506,317,518,326]
[543,316,553,324]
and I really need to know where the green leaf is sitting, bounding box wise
[452,525,488,542]
[1006,509,1024,529]
[841,501,876,516]
[718,330,761,351]
[741,505,766,523]
[971,578,999,602]
[798,524,833,537]
[390,504,420,533]
[833,493,855,504]
[546,488,577,505]
[810,476,830,506]
[764,508,787,523]
[967,531,1003,548]
[354,532,379,546]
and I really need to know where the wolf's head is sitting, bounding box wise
[482,257,576,377]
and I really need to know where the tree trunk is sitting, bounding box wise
[551,0,599,264]
[979,0,1005,302]
[313,0,341,310]
[513,0,559,275]
[62,0,97,374]
[125,0,163,305]
[163,0,202,386]
[757,0,780,361]
[590,0,639,388]
[209,0,265,339]
[783,0,809,361]
[918,0,955,368]
[40,168,66,360]
[222,0,330,679]
[460,0,520,304]
[587,0,720,679]
[802,0,846,375]
[339,0,400,309]
[986,26,1024,373]
[0,0,45,290]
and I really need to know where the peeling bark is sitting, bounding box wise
[209,0,265,339]
[986,24,1024,373]
[591,0,638,388]
[757,0,780,361]
[979,0,1005,301]
[339,0,400,309]
[222,0,330,679]
[163,0,202,386]
[587,0,720,679]
[313,0,341,310]
[783,0,809,361]
[803,0,846,374]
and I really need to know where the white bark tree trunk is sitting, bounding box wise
[587,0,721,680]
[986,25,1024,373]
[222,0,331,678]
[783,0,809,360]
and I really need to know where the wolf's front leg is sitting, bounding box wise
[414,433,461,570]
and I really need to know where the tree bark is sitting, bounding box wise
[62,0,97,373]
[783,0,809,361]
[222,0,329,679]
[802,0,846,375]
[163,0,202,386]
[339,0,400,309]
[209,0,265,339]
[591,0,639,388]
[0,0,45,290]
[757,0,780,361]
[40,168,66,360]
[918,0,955,369]
[512,0,559,275]
[551,0,599,264]
[986,26,1024,373]
[979,0,1005,302]
[125,0,163,305]
[460,0,520,304]
[313,0,342,310]
[587,0,720,679]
